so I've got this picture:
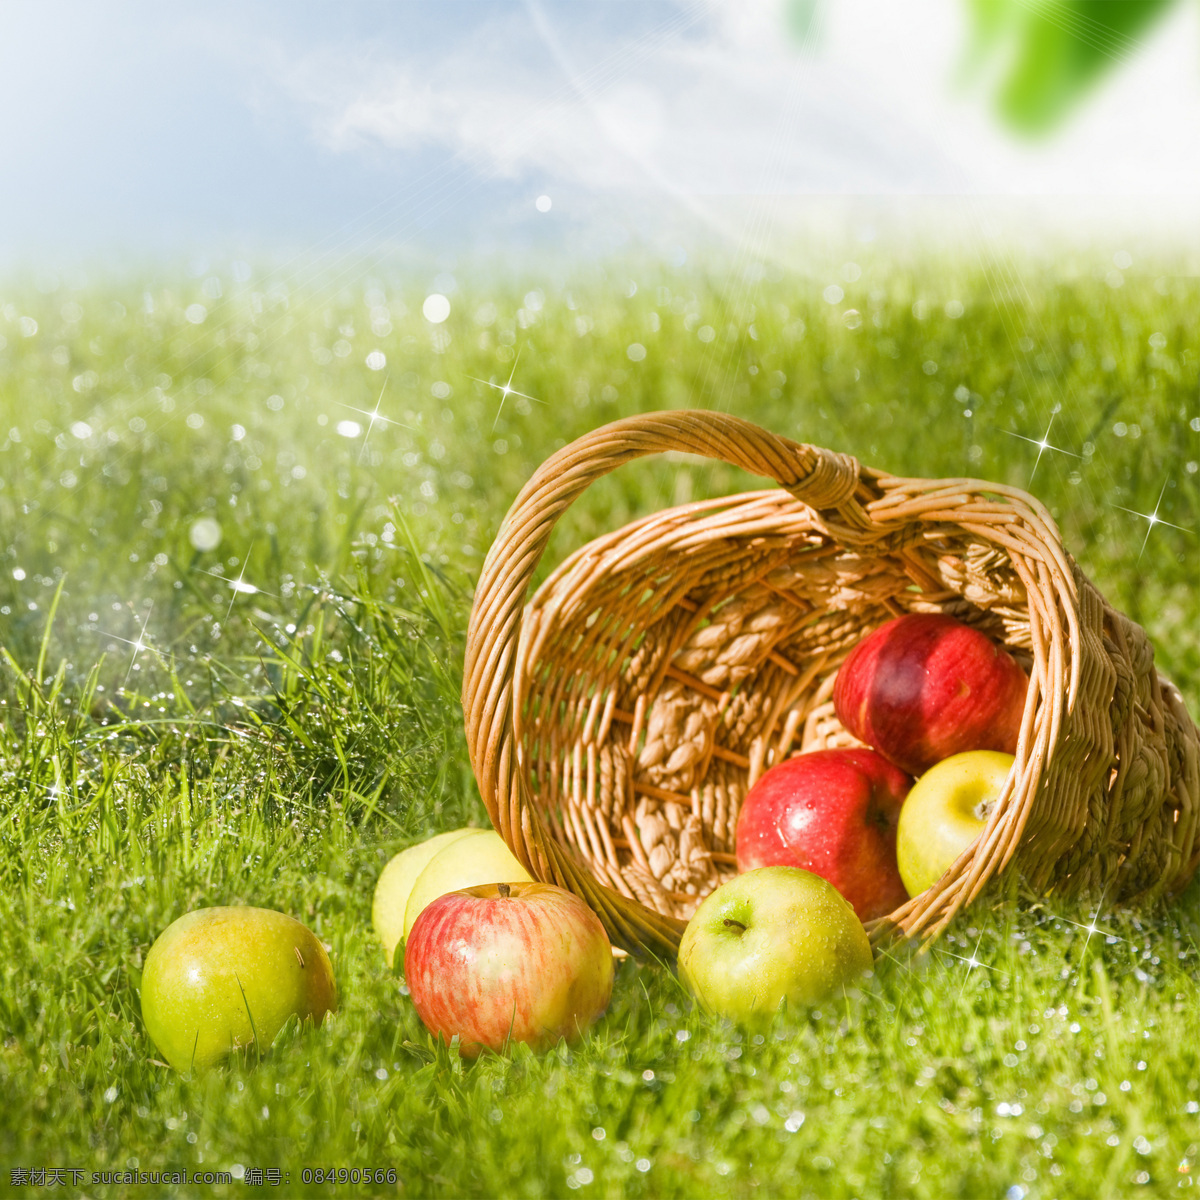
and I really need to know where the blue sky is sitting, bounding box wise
[0,3,485,255]
[3,1,1200,267]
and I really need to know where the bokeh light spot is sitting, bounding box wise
[189,518,222,552]
[423,294,451,324]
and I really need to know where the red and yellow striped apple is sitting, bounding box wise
[404,882,613,1056]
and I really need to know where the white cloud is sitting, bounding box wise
[266,1,954,196]
[266,0,1200,206]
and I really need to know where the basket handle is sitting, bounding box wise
[461,409,867,955]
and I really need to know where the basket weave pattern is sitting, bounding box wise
[463,411,1200,959]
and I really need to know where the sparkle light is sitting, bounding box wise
[1111,478,1194,562]
[35,778,66,807]
[100,601,156,684]
[200,549,277,623]
[468,347,545,430]
[334,375,411,461]
[1061,912,1124,959]
[1005,410,1079,484]
[937,933,1009,998]
[97,604,188,679]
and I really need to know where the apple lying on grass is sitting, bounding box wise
[372,828,475,968]
[140,907,336,1072]
[833,613,1028,777]
[677,866,872,1021]
[405,881,614,1055]
[896,750,1015,897]
[403,829,533,943]
[735,748,912,922]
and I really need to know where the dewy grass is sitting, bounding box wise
[0,254,1198,1198]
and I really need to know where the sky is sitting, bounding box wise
[3,0,1200,268]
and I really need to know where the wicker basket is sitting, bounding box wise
[462,411,1200,959]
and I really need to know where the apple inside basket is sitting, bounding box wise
[461,411,1200,960]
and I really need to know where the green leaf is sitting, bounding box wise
[966,0,1177,133]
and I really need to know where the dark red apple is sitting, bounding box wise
[833,613,1028,777]
[735,748,912,922]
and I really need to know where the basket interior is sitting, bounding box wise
[513,487,1034,923]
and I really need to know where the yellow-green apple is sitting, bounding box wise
[404,881,613,1055]
[403,829,532,940]
[833,613,1027,776]
[677,866,872,1021]
[896,750,1015,896]
[372,828,474,968]
[140,907,336,1072]
[735,748,912,922]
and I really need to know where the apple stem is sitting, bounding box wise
[497,883,511,899]
[723,918,747,933]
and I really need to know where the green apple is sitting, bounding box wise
[403,829,532,941]
[140,907,336,1072]
[372,828,475,968]
[677,866,872,1020]
[896,750,1015,897]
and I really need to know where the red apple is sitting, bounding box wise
[833,613,1028,777]
[404,881,614,1056]
[735,748,912,922]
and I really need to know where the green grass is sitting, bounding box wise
[0,250,1198,1198]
